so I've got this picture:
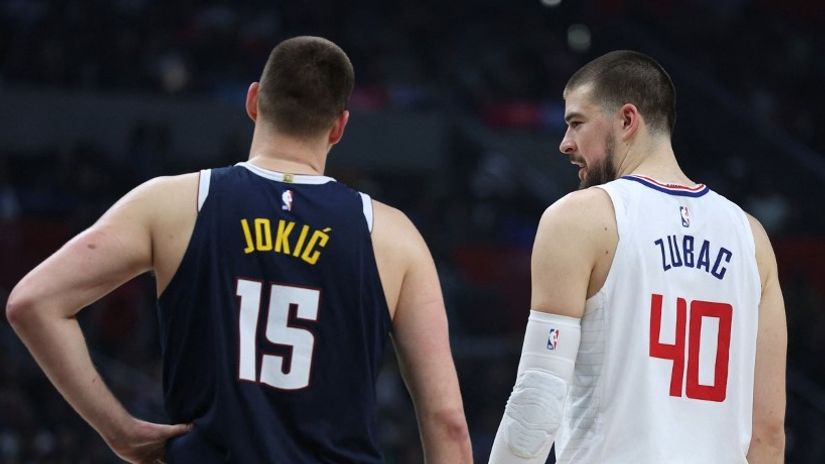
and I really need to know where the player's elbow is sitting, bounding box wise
[751,421,785,454]
[439,408,471,442]
[749,413,785,462]
[5,284,46,331]
[6,288,34,328]
[426,408,471,450]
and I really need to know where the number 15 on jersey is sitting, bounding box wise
[235,279,321,391]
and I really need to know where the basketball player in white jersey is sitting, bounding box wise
[489,51,786,463]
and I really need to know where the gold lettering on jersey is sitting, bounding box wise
[301,227,332,264]
[275,220,294,254]
[241,219,255,254]
[292,225,309,258]
[255,218,273,251]
[240,218,331,265]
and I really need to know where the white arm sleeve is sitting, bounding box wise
[488,311,581,464]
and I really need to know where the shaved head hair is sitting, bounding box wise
[565,50,676,135]
[257,36,354,137]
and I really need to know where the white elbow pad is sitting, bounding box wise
[502,369,567,458]
[494,311,581,461]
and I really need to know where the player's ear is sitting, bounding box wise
[618,103,641,141]
[246,82,260,122]
[328,110,350,145]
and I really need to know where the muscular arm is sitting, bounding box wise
[746,215,787,464]
[531,188,616,317]
[489,188,615,463]
[371,202,472,464]
[5,175,196,461]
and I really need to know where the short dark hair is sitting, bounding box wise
[564,50,676,135]
[257,36,354,137]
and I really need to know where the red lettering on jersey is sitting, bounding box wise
[649,294,686,397]
[650,294,733,402]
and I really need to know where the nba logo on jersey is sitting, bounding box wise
[547,328,560,351]
[282,190,293,211]
[680,206,690,228]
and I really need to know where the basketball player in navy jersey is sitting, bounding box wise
[490,51,785,463]
[6,36,472,463]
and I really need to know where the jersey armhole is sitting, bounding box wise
[591,183,625,300]
[198,169,212,212]
[594,184,627,242]
[739,207,762,303]
[359,192,374,233]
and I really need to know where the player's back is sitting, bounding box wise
[555,175,760,463]
[157,162,390,463]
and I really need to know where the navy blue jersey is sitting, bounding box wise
[157,162,391,463]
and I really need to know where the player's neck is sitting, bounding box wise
[615,136,695,186]
[247,127,329,176]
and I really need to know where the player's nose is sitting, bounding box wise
[559,132,576,155]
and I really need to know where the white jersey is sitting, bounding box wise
[555,175,761,464]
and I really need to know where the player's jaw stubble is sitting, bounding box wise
[579,133,618,189]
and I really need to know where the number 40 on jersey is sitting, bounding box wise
[649,293,733,402]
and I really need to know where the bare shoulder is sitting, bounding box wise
[369,199,434,317]
[148,172,200,191]
[372,199,414,231]
[88,173,197,233]
[537,187,615,244]
[745,213,771,251]
[371,199,426,251]
[116,173,200,293]
[129,173,199,208]
[744,212,778,287]
[531,187,618,307]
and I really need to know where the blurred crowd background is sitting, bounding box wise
[1,0,823,462]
